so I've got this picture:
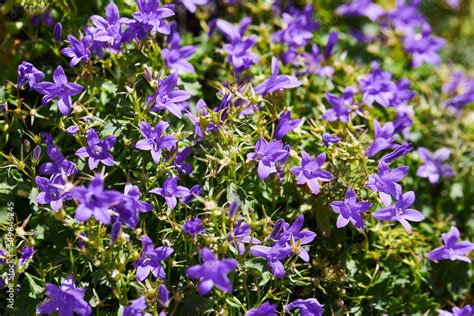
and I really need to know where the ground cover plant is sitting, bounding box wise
[0,0,473,315]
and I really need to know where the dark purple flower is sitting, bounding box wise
[33,65,83,116]
[403,24,445,67]
[440,305,473,316]
[323,87,356,122]
[149,177,190,209]
[380,143,413,163]
[146,72,192,118]
[39,141,78,175]
[227,219,261,255]
[173,146,193,174]
[61,34,92,67]
[162,24,196,73]
[31,9,54,27]
[246,301,277,316]
[181,0,208,13]
[35,174,72,212]
[182,184,202,204]
[53,22,62,43]
[123,296,151,316]
[324,31,339,59]
[33,145,41,162]
[254,57,301,95]
[365,120,397,158]
[89,2,126,51]
[373,191,424,234]
[247,138,290,180]
[366,161,408,198]
[285,298,324,316]
[182,218,205,237]
[186,247,238,295]
[19,246,34,268]
[336,0,384,21]
[76,129,116,170]
[330,188,371,230]
[135,121,177,163]
[135,235,174,282]
[115,183,153,229]
[291,151,334,195]
[110,219,121,244]
[274,214,316,262]
[17,61,44,90]
[271,5,319,47]
[416,147,454,184]
[427,227,474,263]
[393,112,413,139]
[37,275,92,316]
[250,245,292,278]
[274,111,301,139]
[322,133,341,147]
[71,174,122,224]
[158,284,169,307]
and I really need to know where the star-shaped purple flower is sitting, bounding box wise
[39,141,78,176]
[247,138,290,180]
[274,111,301,139]
[182,218,205,237]
[114,183,153,229]
[35,174,72,212]
[149,176,190,209]
[285,298,324,316]
[366,160,408,198]
[291,151,334,195]
[135,235,174,282]
[162,23,196,73]
[61,34,92,67]
[323,87,356,122]
[416,147,454,184]
[365,120,397,158]
[227,219,261,255]
[75,129,116,170]
[330,188,372,230]
[427,226,474,263]
[254,57,301,95]
[135,121,177,163]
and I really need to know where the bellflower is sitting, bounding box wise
[162,24,196,73]
[123,296,151,316]
[173,146,193,174]
[61,34,92,67]
[365,120,397,158]
[373,191,424,234]
[336,0,384,21]
[182,218,205,237]
[149,177,190,209]
[115,183,153,229]
[403,24,445,67]
[301,32,338,76]
[135,235,174,282]
[323,87,356,122]
[33,65,83,116]
[181,0,208,13]
[359,63,397,108]
[146,72,192,118]
[366,160,408,198]
[440,305,473,316]
[135,121,178,163]
[275,214,317,262]
[37,275,92,316]
[322,133,341,147]
[285,298,324,316]
[416,147,455,184]
[39,142,78,175]
[31,9,54,27]
[380,143,413,163]
[17,61,44,90]
[387,0,426,34]
[19,246,34,268]
[35,174,72,212]
[291,151,334,195]
[75,129,116,170]
[426,226,474,263]
[186,247,238,295]
[330,188,372,230]
[182,184,202,204]
[89,2,126,51]
[72,174,123,224]
[271,5,319,47]
[254,57,301,95]
[158,284,169,307]
[274,111,301,139]
[246,301,277,316]
[246,138,290,180]
[250,245,292,278]
[227,219,261,255]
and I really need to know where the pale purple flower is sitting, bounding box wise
[403,24,445,67]
[35,174,72,212]
[181,0,208,13]
[66,125,80,136]
[61,34,92,67]
[274,111,301,139]
[330,188,371,230]
[246,301,277,316]
[162,24,196,73]
[254,57,301,95]
[115,183,153,229]
[186,247,238,295]
[416,147,454,184]
[285,298,324,316]
[427,227,474,263]
[291,151,334,195]
[135,235,174,282]
[373,191,424,234]
[336,0,384,21]
[359,63,397,108]
[365,120,397,158]
[250,245,291,278]
[271,5,319,47]
[182,218,205,237]
[247,138,290,180]
[17,61,44,90]
[440,305,473,316]
[149,177,190,209]
[135,121,177,163]
[366,160,408,198]
[322,133,341,147]
[75,129,116,170]
[227,219,261,255]
[33,65,83,116]
[37,275,92,316]
[387,0,426,34]
[323,87,356,122]
[71,174,122,224]
[123,296,151,316]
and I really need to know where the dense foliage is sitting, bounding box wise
[0,0,473,315]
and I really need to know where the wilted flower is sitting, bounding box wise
[416,147,454,184]
[330,188,372,230]
[427,226,474,263]
[285,298,324,316]
[75,129,116,170]
[135,235,174,282]
[135,121,177,163]
[291,151,334,195]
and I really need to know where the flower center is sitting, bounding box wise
[93,144,103,156]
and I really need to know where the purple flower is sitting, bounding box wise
[227,219,261,255]
[89,2,126,51]
[373,191,424,234]
[135,121,177,163]
[162,24,196,73]
[366,160,408,198]
[330,188,372,230]
[186,247,238,295]
[323,87,356,122]
[416,147,454,184]
[75,129,116,170]
[365,120,397,158]
[291,151,334,195]
[158,284,169,307]
[322,133,341,147]
[115,183,153,229]
[427,227,474,263]
[39,140,78,176]
[359,63,397,108]
[387,0,426,34]
[122,0,175,42]
[247,138,290,180]
[19,246,34,268]
[172,146,193,174]
[123,296,151,316]
[17,61,44,90]
[66,125,80,136]
[71,174,122,224]
[246,301,277,316]
[336,0,384,21]
[274,214,317,262]
[380,143,413,163]
[35,175,72,212]
[181,0,208,13]
[146,72,192,118]
[285,298,324,316]
[37,275,92,316]
[182,184,202,204]
[182,218,205,237]
[440,305,473,316]
[135,235,174,282]
[271,5,319,47]
[254,57,301,95]
[53,22,62,43]
[274,111,301,139]
[61,34,92,67]
[403,24,445,67]
[33,65,83,116]
[31,8,54,27]
[149,177,190,209]
[324,31,339,59]
[250,245,292,278]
